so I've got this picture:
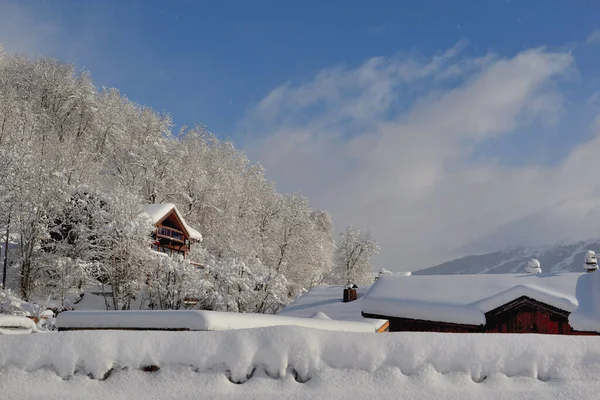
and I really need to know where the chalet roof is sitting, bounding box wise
[362,272,600,331]
[278,285,388,331]
[143,203,202,241]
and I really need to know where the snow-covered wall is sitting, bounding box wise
[2,328,600,399]
[1,328,600,382]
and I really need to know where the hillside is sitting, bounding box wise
[414,239,600,275]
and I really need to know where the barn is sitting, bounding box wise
[361,270,600,335]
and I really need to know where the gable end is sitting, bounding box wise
[485,296,570,319]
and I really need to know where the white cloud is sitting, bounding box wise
[0,1,62,55]
[241,45,600,271]
[586,29,600,44]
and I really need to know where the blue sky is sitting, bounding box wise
[2,0,600,269]
[5,0,597,138]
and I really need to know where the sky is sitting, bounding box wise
[2,0,600,271]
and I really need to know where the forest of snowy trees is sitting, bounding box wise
[0,45,379,313]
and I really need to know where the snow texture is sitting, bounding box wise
[362,273,587,326]
[0,315,42,335]
[56,309,378,332]
[2,328,600,399]
[278,285,387,330]
[143,203,202,241]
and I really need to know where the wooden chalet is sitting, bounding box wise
[143,203,202,258]
[361,269,600,335]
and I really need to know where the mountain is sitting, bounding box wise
[414,239,600,275]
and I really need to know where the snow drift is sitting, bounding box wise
[2,328,600,399]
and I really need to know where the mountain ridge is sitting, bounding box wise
[414,239,600,275]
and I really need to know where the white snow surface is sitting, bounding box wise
[278,285,387,330]
[3,328,600,399]
[56,309,378,332]
[0,315,42,335]
[363,273,590,326]
[143,203,202,241]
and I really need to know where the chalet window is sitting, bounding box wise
[157,226,185,242]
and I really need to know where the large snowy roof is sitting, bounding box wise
[361,272,600,331]
[56,310,378,333]
[278,285,387,331]
[143,203,202,241]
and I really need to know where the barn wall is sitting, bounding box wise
[362,313,483,333]
[388,318,482,333]
[485,308,569,334]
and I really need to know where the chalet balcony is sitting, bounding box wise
[156,226,185,243]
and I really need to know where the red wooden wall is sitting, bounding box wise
[485,297,573,334]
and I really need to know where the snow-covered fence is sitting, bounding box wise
[56,310,379,332]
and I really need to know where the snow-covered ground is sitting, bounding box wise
[2,327,600,399]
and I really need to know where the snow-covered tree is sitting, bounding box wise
[333,226,379,285]
[145,252,208,310]
[0,46,384,313]
[198,256,289,313]
[90,188,154,310]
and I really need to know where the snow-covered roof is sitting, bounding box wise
[143,203,202,241]
[362,272,600,330]
[278,285,387,331]
[56,309,378,333]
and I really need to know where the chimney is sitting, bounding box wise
[585,250,598,272]
[525,259,541,274]
[343,284,358,303]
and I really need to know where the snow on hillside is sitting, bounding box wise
[415,239,600,275]
[2,328,600,399]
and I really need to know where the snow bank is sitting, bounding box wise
[0,315,43,335]
[569,269,600,331]
[2,328,600,399]
[362,273,583,326]
[56,310,378,332]
[278,285,387,330]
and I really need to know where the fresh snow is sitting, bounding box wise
[278,285,387,330]
[3,328,600,399]
[362,273,585,326]
[56,309,378,332]
[143,203,202,241]
[0,315,43,335]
